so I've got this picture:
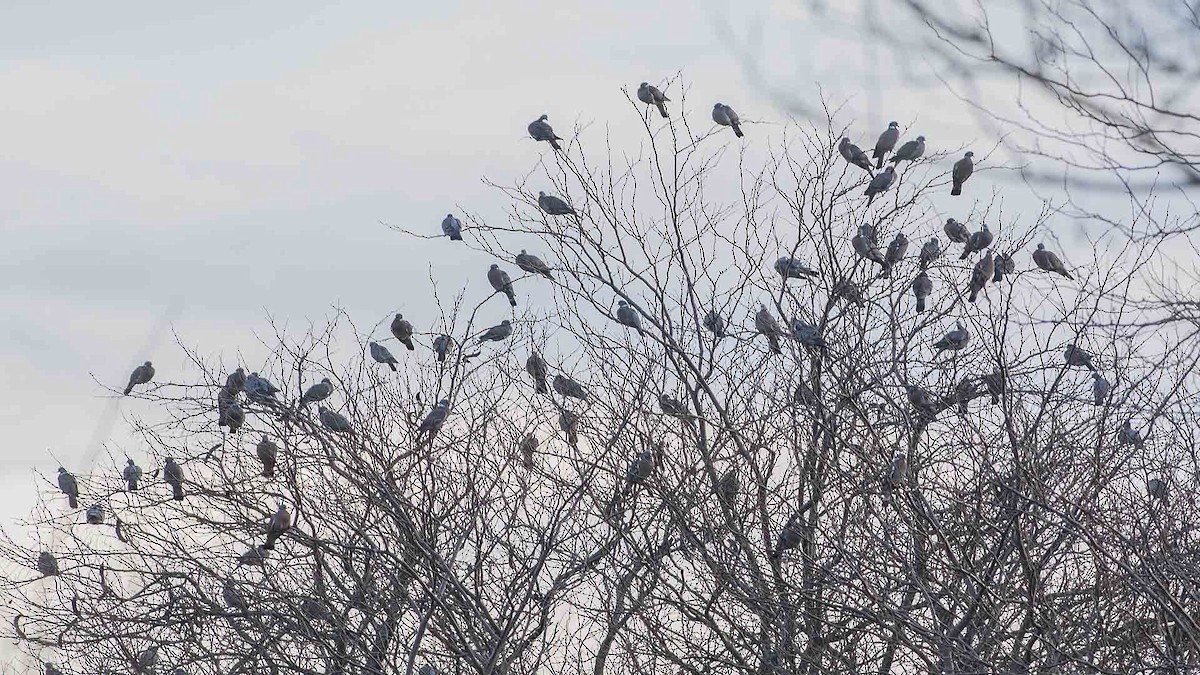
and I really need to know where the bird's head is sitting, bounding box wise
[438,398,450,406]
[885,165,895,172]
[839,136,849,144]
[322,377,331,383]
[888,121,899,127]
[1037,242,1045,249]
[714,102,723,108]
[639,81,649,87]
[250,372,260,377]
[446,212,453,218]
[501,319,511,326]
[127,458,134,465]
[538,114,548,121]
[538,191,546,197]
[916,135,925,141]
[964,151,974,157]
[395,312,404,320]
[618,300,627,306]
[317,406,328,413]
[490,263,498,269]
[369,341,379,348]
[520,248,527,254]
[144,361,153,366]
[57,466,66,473]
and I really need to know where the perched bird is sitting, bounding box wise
[832,277,866,306]
[791,320,827,350]
[302,597,332,622]
[960,224,993,259]
[992,252,1015,283]
[838,137,874,174]
[245,372,281,403]
[1064,344,1097,371]
[432,334,455,363]
[1092,372,1110,406]
[222,579,247,611]
[794,379,819,406]
[526,353,550,394]
[441,213,463,241]
[221,401,245,433]
[715,469,739,507]
[537,191,576,216]
[318,406,353,434]
[951,151,974,196]
[659,393,689,418]
[888,453,909,488]
[1147,477,1168,503]
[912,271,932,312]
[475,319,513,344]
[864,166,896,205]
[369,342,399,372]
[1118,420,1145,448]
[124,361,155,396]
[553,374,589,400]
[418,400,451,434]
[57,467,79,509]
[263,502,292,551]
[418,667,439,675]
[238,545,268,566]
[889,135,925,164]
[137,646,158,673]
[256,436,278,478]
[755,304,784,355]
[637,82,670,118]
[872,121,900,168]
[934,322,970,351]
[626,451,656,484]
[943,217,970,245]
[488,264,518,307]
[615,300,643,335]
[123,459,142,491]
[918,238,941,269]
[703,310,726,338]
[906,385,938,418]
[955,377,976,416]
[1032,243,1073,279]
[518,434,538,469]
[515,249,554,279]
[44,663,64,675]
[298,378,334,410]
[163,457,184,501]
[711,103,743,137]
[223,367,246,396]
[390,314,416,351]
[37,551,59,576]
[852,227,886,266]
[528,114,563,151]
[558,410,579,447]
[85,504,104,525]
[968,250,995,303]
[774,256,819,280]
[771,508,810,559]
[983,368,1004,405]
[881,232,909,278]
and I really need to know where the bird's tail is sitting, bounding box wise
[542,271,554,280]
[880,265,892,279]
[172,483,184,501]
[263,535,276,551]
[732,123,744,138]
[990,393,999,405]
[129,481,138,491]
[262,465,274,478]
[655,101,668,118]
[507,292,517,307]
[437,350,446,363]
[388,362,398,372]
[992,269,1004,283]
[1062,270,1074,280]
[403,339,415,351]
[916,297,926,312]
[768,335,781,354]
[960,248,971,260]
[123,384,133,396]
[867,193,876,206]
[550,138,562,151]
[874,154,884,169]
[68,496,78,509]
[951,183,962,196]
[969,289,979,303]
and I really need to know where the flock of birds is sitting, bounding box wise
[32,81,1168,674]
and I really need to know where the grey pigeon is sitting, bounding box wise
[318,406,353,434]
[552,374,589,400]
[44,663,64,675]
[838,137,874,174]
[755,304,783,355]
[951,151,974,196]
[302,597,332,622]
[770,509,808,559]
[960,223,993,259]
[1092,372,1110,406]
[369,341,399,372]
[57,467,79,509]
[889,135,925,164]
[390,314,416,351]
[526,353,549,394]
[794,379,819,406]
[858,224,879,246]
[256,436,278,477]
[626,450,655,484]
[298,378,333,410]
[418,667,439,675]
[716,469,739,507]
[943,217,970,245]
[791,319,827,350]
[537,191,576,216]
[933,322,970,351]
[441,213,463,241]
[85,504,104,525]
[124,361,155,395]
[918,237,941,269]
[137,646,158,673]
[703,309,726,338]
[912,271,932,312]
[864,165,896,205]
[888,453,909,488]
[983,368,1004,405]
[637,82,670,118]
[1147,477,1168,503]
[1118,420,1145,448]
[1064,344,1097,371]
[245,372,280,403]
[164,457,184,501]
[712,103,743,137]
[955,377,976,415]
[123,459,142,491]
[221,400,245,433]
[881,232,908,278]
[851,228,886,266]
[488,264,518,307]
[262,501,292,551]
[222,579,247,611]
[775,256,819,280]
[616,300,643,335]
[475,319,512,344]
[832,277,866,306]
[238,545,268,566]
[528,114,563,151]
[418,399,450,434]
[518,434,538,469]
[37,551,59,576]
[558,410,579,447]
[992,252,1015,283]
[872,121,900,168]
[432,334,455,362]
[1032,243,1072,279]
[223,367,246,395]
[906,385,938,418]
[967,250,995,303]
[659,393,689,418]
[515,249,553,279]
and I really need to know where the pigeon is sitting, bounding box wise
[37,551,59,576]
[659,393,689,418]
[912,271,932,312]
[552,374,589,400]
[933,322,970,351]
[432,334,455,363]
[1147,478,1168,503]
[515,250,553,279]
[123,459,142,491]
[223,367,246,396]
[85,504,104,525]
[1118,420,1145,448]
[518,434,538,469]
[475,319,513,344]
[775,256,819,280]
[44,663,64,675]
[221,401,245,433]
[951,151,974,195]
[703,310,726,338]
[418,667,439,675]
[558,410,579,447]
[906,385,938,417]
[390,314,416,351]
[124,361,155,395]
[137,646,158,673]
[881,232,909,278]
[755,305,784,355]
[955,377,976,416]
[263,502,292,551]
[318,406,353,434]
[715,469,739,507]
[872,121,900,168]
[712,103,743,137]
[918,238,941,269]
[369,341,399,372]
[771,510,808,559]
[301,597,332,622]
[626,450,656,483]
[888,453,909,488]
[852,228,886,266]
[418,399,451,434]
[528,114,563,151]
[968,251,995,303]
[791,319,827,350]
[488,264,518,307]
[1032,243,1073,279]
[238,545,268,566]
[616,300,643,335]
[858,224,879,246]
[992,252,1015,283]
[637,82,670,118]
[1092,372,1110,406]
[245,372,281,403]
[864,166,896,205]
[538,191,576,216]
[222,579,247,611]
[794,379,819,406]
[298,378,334,410]
[526,353,549,394]
[163,458,184,501]
[983,368,1004,405]
[441,213,463,241]
[960,224,993,259]
[57,467,78,509]
[943,218,970,245]
[889,135,925,164]
[838,137,874,174]
[256,436,278,478]
[832,277,866,306]
[1064,344,1097,371]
